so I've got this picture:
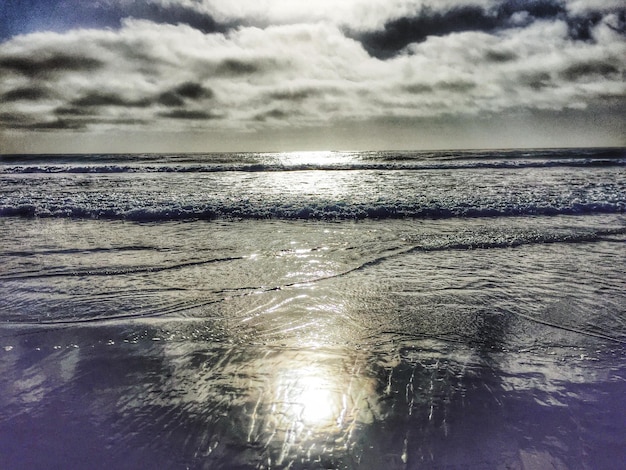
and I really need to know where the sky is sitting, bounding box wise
[0,0,624,153]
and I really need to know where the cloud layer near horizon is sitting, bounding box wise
[0,0,624,145]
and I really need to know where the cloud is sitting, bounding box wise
[0,111,85,131]
[356,0,626,58]
[158,110,221,120]
[0,11,624,136]
[566,0,626,15]
[358,5,501,58]
[2,86,53,102]
[0,54,103,78]
[0,0,228,41]
[71,92,152,108]
[149,0,625,45]
[172,82,213,99]
[159,0,497,32]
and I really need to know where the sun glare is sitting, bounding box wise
[276,366,342,427]
[279,151,347,167]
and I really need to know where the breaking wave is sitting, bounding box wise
[2,199,624,221]
[1,158,625,174]
[2,147,624,221]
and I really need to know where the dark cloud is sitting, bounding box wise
[71,92,152,108]
[437,80,476,92]
[0,55,102,77]
[158,110,220,120]
[71,86,214,113]
[403,80,476,94]
[404,84,434,94]
[358,6,498,58]
[120,2,228,35]
[158,82,214,106]
[520,72,553,90]
[174,82,213,100]
[55,107,96,116]
[561,59,621,81]
[268,88,328,101]
[2,87,52,101]
[0,112,30,125]
[270,91,311,101]
[23,119,85,130]
[157,92,186,107]
[215,59,260,76]
[484,49,518,62]
[254,109,291,121]
[0,0,230,42]
[566,10,625,40]
[0,113,85,130]
[498,0,563,20]
[5,116,148,130]
[356,1,626,58]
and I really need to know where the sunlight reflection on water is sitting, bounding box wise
[272,359,350,430]
[1,213,625,468]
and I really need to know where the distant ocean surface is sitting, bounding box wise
[1,148,625,469]
[2,148,625,220]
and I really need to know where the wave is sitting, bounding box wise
[0,255,243,281]
[6,225,625,329]
[1,199,624,221]
[2,158,625,174]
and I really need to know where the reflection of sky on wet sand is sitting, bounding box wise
[1,216,625,468]
[149,339,379,467]
[241,348,375,466]
[1,322,625,469]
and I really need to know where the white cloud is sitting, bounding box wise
[151,0,496,31]
[0,15,624,134]
[566,0,626,15]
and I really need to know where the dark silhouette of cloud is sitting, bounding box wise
[121,2,228,34]
[55,107,96,116]
[520,72,553,90]
[267,87,336,102]
[0,55,102,77]
[404,84,434,94]
[437,80,476,92]
[484,50,518,63]
[23,119,85,130]
[215,59,260,76]
[71,93,152,108]
[358,6,500,58]
[157,92,186,107]
[561,60,620,81]
[158,110,221,120]
[158,83,213,106]
[2,87,52,101]
[174,82,213,100]
[0,112,85,130]
[356,1,625,58]
[498,0,563,20]
[254,109,292,121]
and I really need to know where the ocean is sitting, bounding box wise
[1,148,625,469]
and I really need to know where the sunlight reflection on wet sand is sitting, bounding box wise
[1,213,625,468]
[1,320,625,469]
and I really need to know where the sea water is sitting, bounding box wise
[0,148,625,469]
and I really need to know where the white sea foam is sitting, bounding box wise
[1,149,624,221]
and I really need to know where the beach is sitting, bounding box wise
[1,148,625,468]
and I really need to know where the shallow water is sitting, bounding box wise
[1,149,625,468]
[1,215,625,469]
